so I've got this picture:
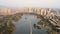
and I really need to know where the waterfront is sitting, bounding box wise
[0,13,60,34]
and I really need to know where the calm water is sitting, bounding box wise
[0,14,60,34]
[13,15,49,34]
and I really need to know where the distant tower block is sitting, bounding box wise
[41,9,44,15]
[48,10,51,16]
[48,8,52,14]
[35,8,37,14]
[7,8,12,15]
[47,8,52,17]
[3,8,8,15]
[44,9,47,16]
[29,8,33,13]
[49,8,51,11]
[36,8,41,15]
[24,8,27,12]
[31,8,35,13]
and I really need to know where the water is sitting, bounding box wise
[0,14,60,34]
[13,15,48,34]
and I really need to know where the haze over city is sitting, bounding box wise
[0,0,60,34]
[0,0,60,8]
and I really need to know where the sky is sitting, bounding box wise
[0,0,60,8]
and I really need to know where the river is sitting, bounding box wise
[0,14,60,34]
[13,14,49,34]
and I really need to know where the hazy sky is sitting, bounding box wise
[0,0,60,8]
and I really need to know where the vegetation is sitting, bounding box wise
[0,13,22,34]
[35,15,60,34]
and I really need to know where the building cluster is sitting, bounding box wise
[0,7,60,30]
[0,8,15,15]
[0,8,57,17]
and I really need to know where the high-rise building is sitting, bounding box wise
[36,8,41,15]
[0,8,8,15]
[7,8,12,15]
[29,8,32,13]
[44,9,47,16]
[41,9,44,15]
